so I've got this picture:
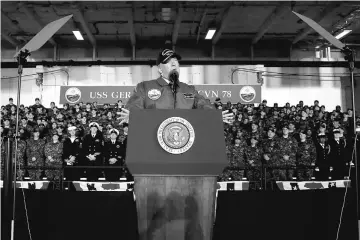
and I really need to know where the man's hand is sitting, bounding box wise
[222,110,234,125]
[117,108,130,125]
[109,158,117,165]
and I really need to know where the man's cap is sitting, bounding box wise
[109,128,119,135]
[9,98,13,101]
[333,129,341,134]
[35,98,40,101]
[89,122,100,129]
[52,131,60,137]
[317,133,326,138]
[68,126,77,131]
[156,49,181,65]
[267,127,276,133]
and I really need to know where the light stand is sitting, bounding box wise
[6,13,73,240]
[342,47,360,236]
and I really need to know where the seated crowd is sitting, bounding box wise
[1,97,358,187]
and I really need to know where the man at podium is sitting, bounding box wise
[117,48,234,124]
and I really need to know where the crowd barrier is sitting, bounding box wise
[0,179,351,191]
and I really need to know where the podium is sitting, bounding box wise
[126,109,227,240]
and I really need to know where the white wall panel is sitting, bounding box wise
[1,65,356,112]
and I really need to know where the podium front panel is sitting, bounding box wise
[126,109,227,175]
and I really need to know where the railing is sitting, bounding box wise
[2,164,354,191]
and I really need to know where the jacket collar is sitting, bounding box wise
[156,77,169,87]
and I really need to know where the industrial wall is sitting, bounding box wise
[2,64,358,113]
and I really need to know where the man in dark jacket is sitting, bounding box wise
[82,122,104,180]
[117,48,234,124]
[104,129,125,181]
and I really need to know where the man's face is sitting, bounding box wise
[90,126,97,134]
[35,100,40,104]
[53,135,59,142]
[283,128,289,135]
[69,129,76,136]
[334,132,341,138]
[159,57,180,79]
[234,139,240,146]
[268,130,275,139]
[110,133,117,140]
[251,124,258,131]
[300,132,306,140]
[4,120,10,126]
[9,100,13,104]
[123,126,128,135]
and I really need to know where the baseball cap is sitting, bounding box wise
[156,49,181,65]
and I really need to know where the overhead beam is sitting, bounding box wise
[73,5,97,47]
[252,4,289,44]
[18,2,57,46]
[128,3,136,46]
[212,5,233,45]
[292,3,341,44]
[1,10,23,32]
[196,8,207,43]
[172,7,184,45]
[2,31,21,47]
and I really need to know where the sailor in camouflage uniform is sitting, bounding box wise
[219,138,246,181]
[296,130,316,180]
[261,127,278,182]
[244,136,263,189]
[1,129,7,180]
[26,128,46,180]
[44,132,64,181]
[274,125,298,180]
[14,136,27,180]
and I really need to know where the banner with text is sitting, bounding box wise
[59,85,261,105]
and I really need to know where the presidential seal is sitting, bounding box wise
[157,117,195,154]
[239,86,256,103]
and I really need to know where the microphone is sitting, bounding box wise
[169,70,179,94]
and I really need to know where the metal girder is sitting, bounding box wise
[172,7,184,45]
[314,7,360,47]
[73,5,96,47]
[128,3,136,46]
[1,31,21,47]
[18,2,57,46]
[212,5,233,45]
[1,10,22,32]
[292,3,341,44]
[252,4,289,45]
[196,8,207,44]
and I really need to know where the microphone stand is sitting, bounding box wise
[342,46,360,236]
